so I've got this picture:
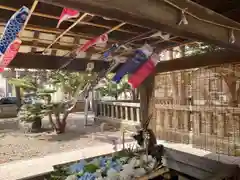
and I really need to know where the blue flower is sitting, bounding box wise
[78,172,96,180]
[99,157,107,167]
[69,160,86,173]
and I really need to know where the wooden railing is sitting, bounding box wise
[95,101,140,128]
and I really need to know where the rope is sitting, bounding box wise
[164,0,240,31]
[66,30,156,111]
[42,13,89,54]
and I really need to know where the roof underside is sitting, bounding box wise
[0,0,240,71]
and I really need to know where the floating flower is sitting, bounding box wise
[78,172,96,180]
[69,160,86,173]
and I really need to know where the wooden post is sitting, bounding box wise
[99,103,102,116]
[136,107,140,123]
[178,46,186,105]
[103,104,106,117]
[111,105,114,118]
[139,74,155,132]
[125,106,128,121]
[115,105,119,119]
[130,107,134,121]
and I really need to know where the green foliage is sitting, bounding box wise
[11,71,96,133]
[18,103,44,121]
[97,74,131,99]
[185,42,222,56]
[8,77,37,91]
[49,71,96,97]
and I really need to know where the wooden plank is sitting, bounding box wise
[36,0,240,50]
[156,50,240,73]
[8,53,110,72]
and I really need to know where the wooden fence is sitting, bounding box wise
[95,100,240,156]
[95,100,140,131]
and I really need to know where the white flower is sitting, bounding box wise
[119,171,132,180]
[65,175,77,180]
[134,168,146,177]
[128,157,138,167]
[107,168,119,180]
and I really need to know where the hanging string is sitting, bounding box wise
[57,29,155,73]
[164,0,240,31]
[42,13,89,54]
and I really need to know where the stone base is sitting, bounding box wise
[94,116,140,133]
[159,129,190,144]
[192,134,239,156]
[18,118,42,133]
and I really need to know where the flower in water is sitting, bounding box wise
[69,160,86,173]
[78,172,96,180]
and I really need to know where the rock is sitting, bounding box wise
[18,118,42,133]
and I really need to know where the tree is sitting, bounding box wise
[97,74,133,100]
[9,71,96,134]
[47,71,95,133]
[8,76,56,132]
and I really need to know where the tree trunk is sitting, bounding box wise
[15,86,21,109]
[48,113,57,131]
[53,111,69,134]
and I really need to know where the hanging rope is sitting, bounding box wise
[42,13,89,54]
[164,0,240,32]
[66,30,155,111]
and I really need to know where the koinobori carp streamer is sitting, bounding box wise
[112,44,153,83]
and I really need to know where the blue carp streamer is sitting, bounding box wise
[0,6,29,55]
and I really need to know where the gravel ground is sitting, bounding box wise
[0,112,126,164]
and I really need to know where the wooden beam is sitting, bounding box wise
[11,49,240,73]
[156,50,240,73]
[8,53,110,72]
[0,4,138,34]
[37,0,240,50]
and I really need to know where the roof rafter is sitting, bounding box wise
[36,0,240,50]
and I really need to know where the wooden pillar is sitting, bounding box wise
[120,106,124,119]
[140,74,155,132]
[125,106,128,121]
[178,46,186,105]
[115,106,119,118]
[111,105,114,118]
[103,104,106,117]
[130,107,134,121]
[136,107,140,123]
